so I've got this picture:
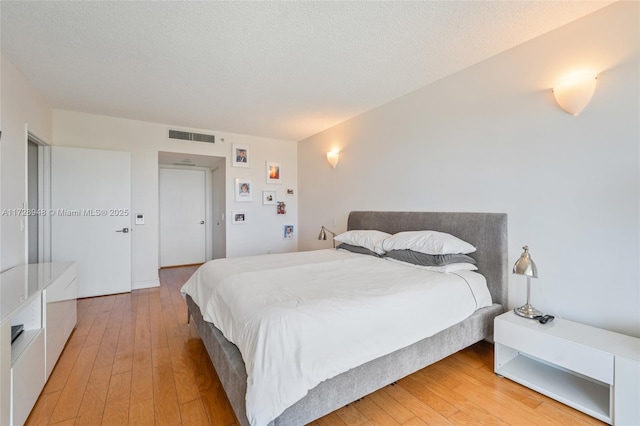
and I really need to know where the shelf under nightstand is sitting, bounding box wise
[494,311,639,425]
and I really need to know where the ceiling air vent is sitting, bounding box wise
[168,129,215,144]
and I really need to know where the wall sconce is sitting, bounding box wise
[553,71,598,116]
[326,151,340,169]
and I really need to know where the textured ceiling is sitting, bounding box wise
[1,1,612,141]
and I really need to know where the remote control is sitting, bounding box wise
[537,314,555,324]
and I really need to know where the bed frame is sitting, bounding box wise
[186,211,508,426]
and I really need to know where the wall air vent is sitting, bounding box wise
[168,129,215,144]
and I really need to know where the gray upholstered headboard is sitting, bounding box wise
[347,211,508,307]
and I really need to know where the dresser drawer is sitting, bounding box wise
[495,317,613,384]
[46,266,76,303]
[44,277,77,379]
[11,330,45,426]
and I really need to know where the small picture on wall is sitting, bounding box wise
[286,188,294,195]
[232,211,247,224]
[276,201,286,215]
[262,190,276,205]
[232,144,250,168]
[284,225,294,239]
[266,161,281,184]
[235,178,252,202]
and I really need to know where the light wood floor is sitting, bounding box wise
[25,265,604,426]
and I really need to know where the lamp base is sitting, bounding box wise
[514,304,543,319]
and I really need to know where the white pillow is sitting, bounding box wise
[334,230,391,255]
[381,230,476,255]
[386,257,478,273]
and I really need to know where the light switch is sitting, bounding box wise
[135,214,145,225]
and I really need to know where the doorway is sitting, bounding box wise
[159,167,206,266]
[26,131,51,264]
[158,152,226,268]
[27,140,39,263]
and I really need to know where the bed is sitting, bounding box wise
[183,211,508,426]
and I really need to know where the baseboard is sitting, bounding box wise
[132,279,160,290]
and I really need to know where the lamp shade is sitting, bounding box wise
[553,71,597,116]
[318,227,327,240]
[513,245,538,278]
[326,151,339,169]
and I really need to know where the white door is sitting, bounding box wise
[159,168,206,267]
[51,147,131,298]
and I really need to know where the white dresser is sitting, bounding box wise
[495,311,640,425]
[0,263,77,426]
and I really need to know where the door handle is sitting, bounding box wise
[116,228,129,233]
[200,221,205,224]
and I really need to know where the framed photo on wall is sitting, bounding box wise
[231,211,247,224]
[262,190,276,205]
[235,178,252,202]
[232,144,250,168]
[276,201,286,215]
[266,161,281,184]
[283,225,294,239]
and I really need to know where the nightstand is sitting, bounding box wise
[494,311,640,425]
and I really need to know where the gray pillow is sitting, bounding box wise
[336,243,381,257]
[385,249,476,266]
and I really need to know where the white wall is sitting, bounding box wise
[298,2,640,337]
[53,110,297,288]
[0,53,53,271]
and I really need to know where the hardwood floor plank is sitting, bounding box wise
[153,344,172,368]
[451,380,550,426]
[49,344,100,424]
[25,390,62,426]
[129,398,155,426]
[105,294,126,331]
[180,399,210,426]
[130,364,154,403]
[366,386,416,424]
[335,403,370,426]
[194,353,238,426]
[168,336,201,404]
[82,310,110,348]
[380,383,454,426]
[101,371,132,425]
[133,308,152,354]
[92,326,120,370]
[42,342,83,394]
[74,366,112,425]
[311,411,348,426]
[451,344,487,369]
[72,297,104,339]
[352,397,402,425]
[446,396,510,426]
[153,363,182,426]
[402,417,428,426]
[49,419,76,426]
[112,321,134,374]
[398,374,460,418]
[442,352,545,408]
[534,399,605,426]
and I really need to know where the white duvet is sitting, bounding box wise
[181,249,492,426]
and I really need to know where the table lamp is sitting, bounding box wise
[513,245,542,318]
[318,226,337,248]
